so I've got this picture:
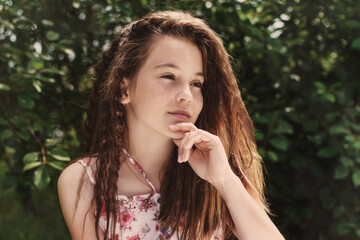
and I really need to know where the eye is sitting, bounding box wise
[161,74,175,80]
[191,81,203,88]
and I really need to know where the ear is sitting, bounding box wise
[120,77,130,104]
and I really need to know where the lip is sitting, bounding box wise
[168,110,191,119]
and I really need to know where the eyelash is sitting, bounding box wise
[161,74,203,88]
[191,82,203,88]
[161,74,175,80]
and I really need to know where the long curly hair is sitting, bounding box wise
[82,11,268,240]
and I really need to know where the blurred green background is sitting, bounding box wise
[0,0,359,239]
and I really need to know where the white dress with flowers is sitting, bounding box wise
[78,149,223,240]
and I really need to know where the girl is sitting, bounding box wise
[58,11,284,240]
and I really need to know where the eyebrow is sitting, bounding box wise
[154,63,204,77]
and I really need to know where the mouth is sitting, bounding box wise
[168,110,191,120]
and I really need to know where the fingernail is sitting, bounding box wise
[178,153,182,163]
[169,124,176,129]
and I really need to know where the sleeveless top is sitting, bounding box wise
[78,149,223,240]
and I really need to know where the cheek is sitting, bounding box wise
[194,94,204,113]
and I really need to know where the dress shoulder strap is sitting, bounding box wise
[78,158,96,185]
[122,148,157,194]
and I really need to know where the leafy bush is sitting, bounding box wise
[0,0,359,239]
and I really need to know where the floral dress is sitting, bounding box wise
[78,149,223,240]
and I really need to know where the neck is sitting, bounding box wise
[125,126,175,190]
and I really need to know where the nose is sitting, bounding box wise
[175,83,192,103]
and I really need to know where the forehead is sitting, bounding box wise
[141,36,204,72]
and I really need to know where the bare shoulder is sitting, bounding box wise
[58,157,97,191]
[58,158,101,239]
[58,161,85,189]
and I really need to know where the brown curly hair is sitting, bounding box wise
[82,11,268,240]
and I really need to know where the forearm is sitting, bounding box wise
[214,173,284,240]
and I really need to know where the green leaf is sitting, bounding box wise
[332,205,345,218]
[32,121,42,132]
[329,125,348,135]
[247,26,264,40]
[11,116,27,128]
[41,19,54,27]
[33,165,50,190]
[17,129,30,141]
[344,135,355,142]
[23,152,39,163]
[348,120,360,132]
[352,170,360,187]
[23,162,42,172]
[340,156,354,168]
[334,165,348,179]
[267,151,278,162]
[303,120,319,132]
[356,228,360,237]
[54,44,76,60]
[350,38,360,50]
[48,149,71,161]
[31,60,44,70]
[37,76,56,83]
[46,31,60,41]
[17,94,35,109]
[48,161,66,171]
[325,112,340,122]
[318,188,335,209]
[324,93,335,103]
[36,77,56,83]
[255,131,264,141]
[275,120,293,134]
[41,68,65,75]
[0,83,11,91]
[269,137,288,151]
[253,114,271,124]
[32,80,42,93]
[344,20,360,29]
[317,147,337,158]
[0,117,6,125]
[336,219,351,235]
[1,129,13,141]
[314,81,326,92]
[290,156,306,169]
[64,48,75,60]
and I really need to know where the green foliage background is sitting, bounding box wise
[1,0,359,239]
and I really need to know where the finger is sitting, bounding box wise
[183,134,204,162]
[179,131,209,162]
[186,130,219,154]
[169,123,197,132]
[179,132,194,162]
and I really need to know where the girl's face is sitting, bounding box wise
[122,36,204,140]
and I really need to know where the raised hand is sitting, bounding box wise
[169,123,235,187]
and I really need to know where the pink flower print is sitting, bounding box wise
[156,224,160,232]
[100,200,107,216]
[109,234,119,240]
[119,204,127,212]
[139,199,156,211]
[119,206,135,227]
[141,223,151,234]
[82,158,89,166]
[126,234,140,240]
[133,162,144,176]
[136,195,144,201]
